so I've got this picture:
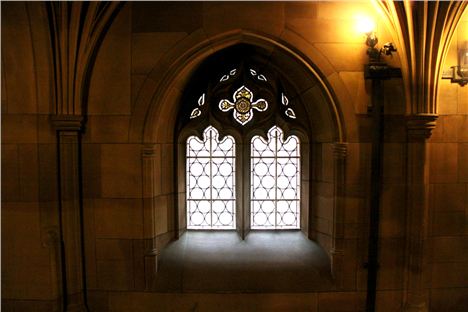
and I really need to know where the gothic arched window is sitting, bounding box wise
[177,53,310,236]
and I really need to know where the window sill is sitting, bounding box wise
[153,230,334,292]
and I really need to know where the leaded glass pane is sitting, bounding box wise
[187,126,235,229]
[251,126,300,229]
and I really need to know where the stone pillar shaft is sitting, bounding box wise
[331,142,347,288]
[52,116,88,312]
[403,114,437,312]
[142,145,159,290]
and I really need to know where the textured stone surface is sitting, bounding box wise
[94,198,143,239]
[203,2,285,37]
[100,144,142,198]
[131,33,187,75]
[1,2,37,114]
[429,143,458,183]
[1,2,467,311]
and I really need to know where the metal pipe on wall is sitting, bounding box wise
[364,62,401,311]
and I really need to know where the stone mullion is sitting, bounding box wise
[53,116,87,312]
[404,115,437,312]
[331,142,347,288]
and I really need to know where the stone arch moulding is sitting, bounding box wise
[135,30,353,287]
[131,29,361,144]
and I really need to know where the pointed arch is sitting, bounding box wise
[130,30,352,145]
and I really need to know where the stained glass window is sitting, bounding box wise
[251,126,300,229]
[186,126,236,229]
[219,86,268,125]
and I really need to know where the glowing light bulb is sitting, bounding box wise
[356,16,376,34]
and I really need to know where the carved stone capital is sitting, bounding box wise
[332,142,348,159]
[51,115,84,131]
[406,114,438,141]
[142,144,157,157]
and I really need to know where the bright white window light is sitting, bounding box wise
[251,126,300,229]
[186,126,235,229]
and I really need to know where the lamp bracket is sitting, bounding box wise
[441,66,468,86]
[364,63,402,80]
[365,32,397,63]
[381,42,397,56]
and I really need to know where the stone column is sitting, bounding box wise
[142,144,159,289]
[52,115,88,312]
[42,227,63,312]
[331,142,347,288]
[403,114,438,312]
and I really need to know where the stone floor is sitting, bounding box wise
[153,230,334,292]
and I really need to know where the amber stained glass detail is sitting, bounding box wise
[219,86,268,125]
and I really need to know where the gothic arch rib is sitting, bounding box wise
[46,1,123,117]
[373,0,467,114]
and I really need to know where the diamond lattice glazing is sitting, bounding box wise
[187,126,236,229]
[251,126,300,229]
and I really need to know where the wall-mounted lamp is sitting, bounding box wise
[357,16,397,63]
[357,16,400,80]
[442,41,468,86]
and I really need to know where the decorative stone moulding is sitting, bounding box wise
[332,142,348,159]
[51,115,84,131]
[406,114,438,140]
[142,144,157,157]
[219,86,268,125]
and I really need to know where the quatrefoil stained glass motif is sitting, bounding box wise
[219,86,268,125]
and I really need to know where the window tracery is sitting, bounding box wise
[180,62,308,234]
